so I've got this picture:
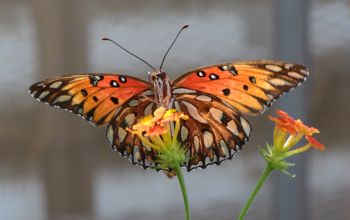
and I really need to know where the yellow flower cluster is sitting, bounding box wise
[127,107,188,150]
[127,107,189,170]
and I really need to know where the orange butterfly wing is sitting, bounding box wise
[170,60,308,170]
[29,74,152,125]
[173,60,309,114]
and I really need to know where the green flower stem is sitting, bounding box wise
[174,165,191,220]
[237,164,273,220]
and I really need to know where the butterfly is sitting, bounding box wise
[29,26,309,171]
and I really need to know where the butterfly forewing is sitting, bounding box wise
[173,60,309,115]
[29,74,151,125]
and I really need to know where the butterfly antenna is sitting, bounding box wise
[159,25,189,71]
[102,37,156,72]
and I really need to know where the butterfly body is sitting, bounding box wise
[30,60,309,171]
[148,71,173,108]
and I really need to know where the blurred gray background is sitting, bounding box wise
[0,0,350,219]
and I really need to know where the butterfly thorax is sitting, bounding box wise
[149,71,172,108]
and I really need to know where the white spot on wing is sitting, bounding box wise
[203,131,214,148]
[125,114,136,126]
[195,95,212,102]
[49,81,63,89]
[205,157,211,165]
[288,71,304,79]
[220,140,229,157]
[221,65,228,70]
[270,78,292,86]
[30,90,37,97]
[174,101,181,112]
[226,120,239,136]
[267,94,274,99]
[106,125,114,144]
[182,101,208,123]
[284,64,294,70]
[209,107,223,123]
[53,95,71,104]
[266,65,282,72]
[240,117,251,137]
[118,127,127,142]
[128,100,138,107]
[142,90,153,96]
[173,88,197,94]
[300,69,309,76]
[194,136,200,152]
[181,126,188,141]
[38,91,50,99]
[144,103,154,116]
[133,146,141,161]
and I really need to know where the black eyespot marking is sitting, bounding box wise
[243,85,249,90]
[209,73,219,80]
[229,66,237,75]
[197,71,206,77]
[93,96,98,102]
[81,89,88,97]
[249,76,256,83]
[110,97,119,104]
[222,88,230,96]
[110,80,119,87]
[119,76,127,83]
[89,75,104,87]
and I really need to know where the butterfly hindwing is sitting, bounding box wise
[173,60,309,115]
[107,96,159,168]
[173,93,251,170]
[107,92,250,171]
[29,74,151,125]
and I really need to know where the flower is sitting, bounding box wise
[305,135,325,151]
[261,110,325,176]
[127,107,189,173]
[269,110,298,134]
[269,110,325,151]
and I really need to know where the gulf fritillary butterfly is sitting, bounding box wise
[29,26,309,171]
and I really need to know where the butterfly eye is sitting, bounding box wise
[151,75,157,81]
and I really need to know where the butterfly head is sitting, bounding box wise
[148,71,167,82]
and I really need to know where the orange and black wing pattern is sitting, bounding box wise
[29,74,151,125]
[173,60,309,115]
[106,96,159,169]
[171,60,308,170]
[172,93,251,170]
